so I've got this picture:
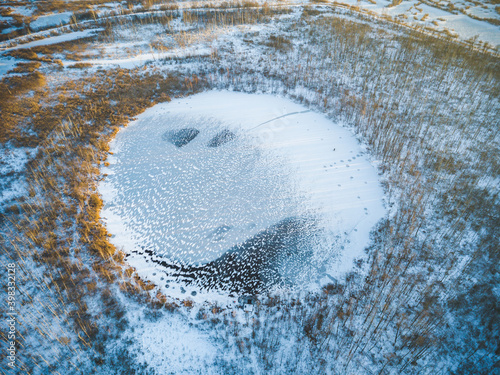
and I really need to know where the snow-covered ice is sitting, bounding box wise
[100,91,385,293]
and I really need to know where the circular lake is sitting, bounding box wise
[100,91,385,295]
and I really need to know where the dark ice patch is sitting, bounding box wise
[146,217,317,294]
[207,129,236,147]
[211,225,232,242]
[163,128,200,147]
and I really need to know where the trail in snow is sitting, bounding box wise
[249,110,312,131]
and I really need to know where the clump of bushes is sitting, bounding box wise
[7,61,42,73]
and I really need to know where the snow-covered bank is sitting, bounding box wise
[100,91,385,297]
[30,12,73,31]
[63,45,212,69]
[0,28,103,52]
[328,0,500,48]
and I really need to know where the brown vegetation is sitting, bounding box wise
[0,65,209,373]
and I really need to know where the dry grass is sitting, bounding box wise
[6,61,41,74]
[0,72,46,142]
[0,66,209,373]
[67,62,93,69]
[5,48,50,62]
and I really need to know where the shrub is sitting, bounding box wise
[7,62,41,73]
[68,63,93,69]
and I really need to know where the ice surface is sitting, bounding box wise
[164,128,200,147]
[207,129,236,148]
[100,91,385,292]
[102,113,303,266]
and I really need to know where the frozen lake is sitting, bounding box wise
[100,91,385,293]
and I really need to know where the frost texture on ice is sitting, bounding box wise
[207,129,236,147]
[103,114,303,266]
[100,91,385,293]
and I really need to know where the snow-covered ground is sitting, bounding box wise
[30,11,73,31]
[0,0,497,84]
[131,309,220,374]
[64,45,212,69]
[0,28,103,78]
[0,58,17,76]
[100,91,385,297]
[0,146,36,206]
[1,28,103,52]
[332,0,500,47]
[9,6,35,17]
[1,0,498,52]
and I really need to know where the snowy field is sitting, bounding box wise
[100,91,385,297]
[332,0,500,47]
[30,11,73,31]
[1,1,498,373]
[1,29,103,52]
[0,0,499,55]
